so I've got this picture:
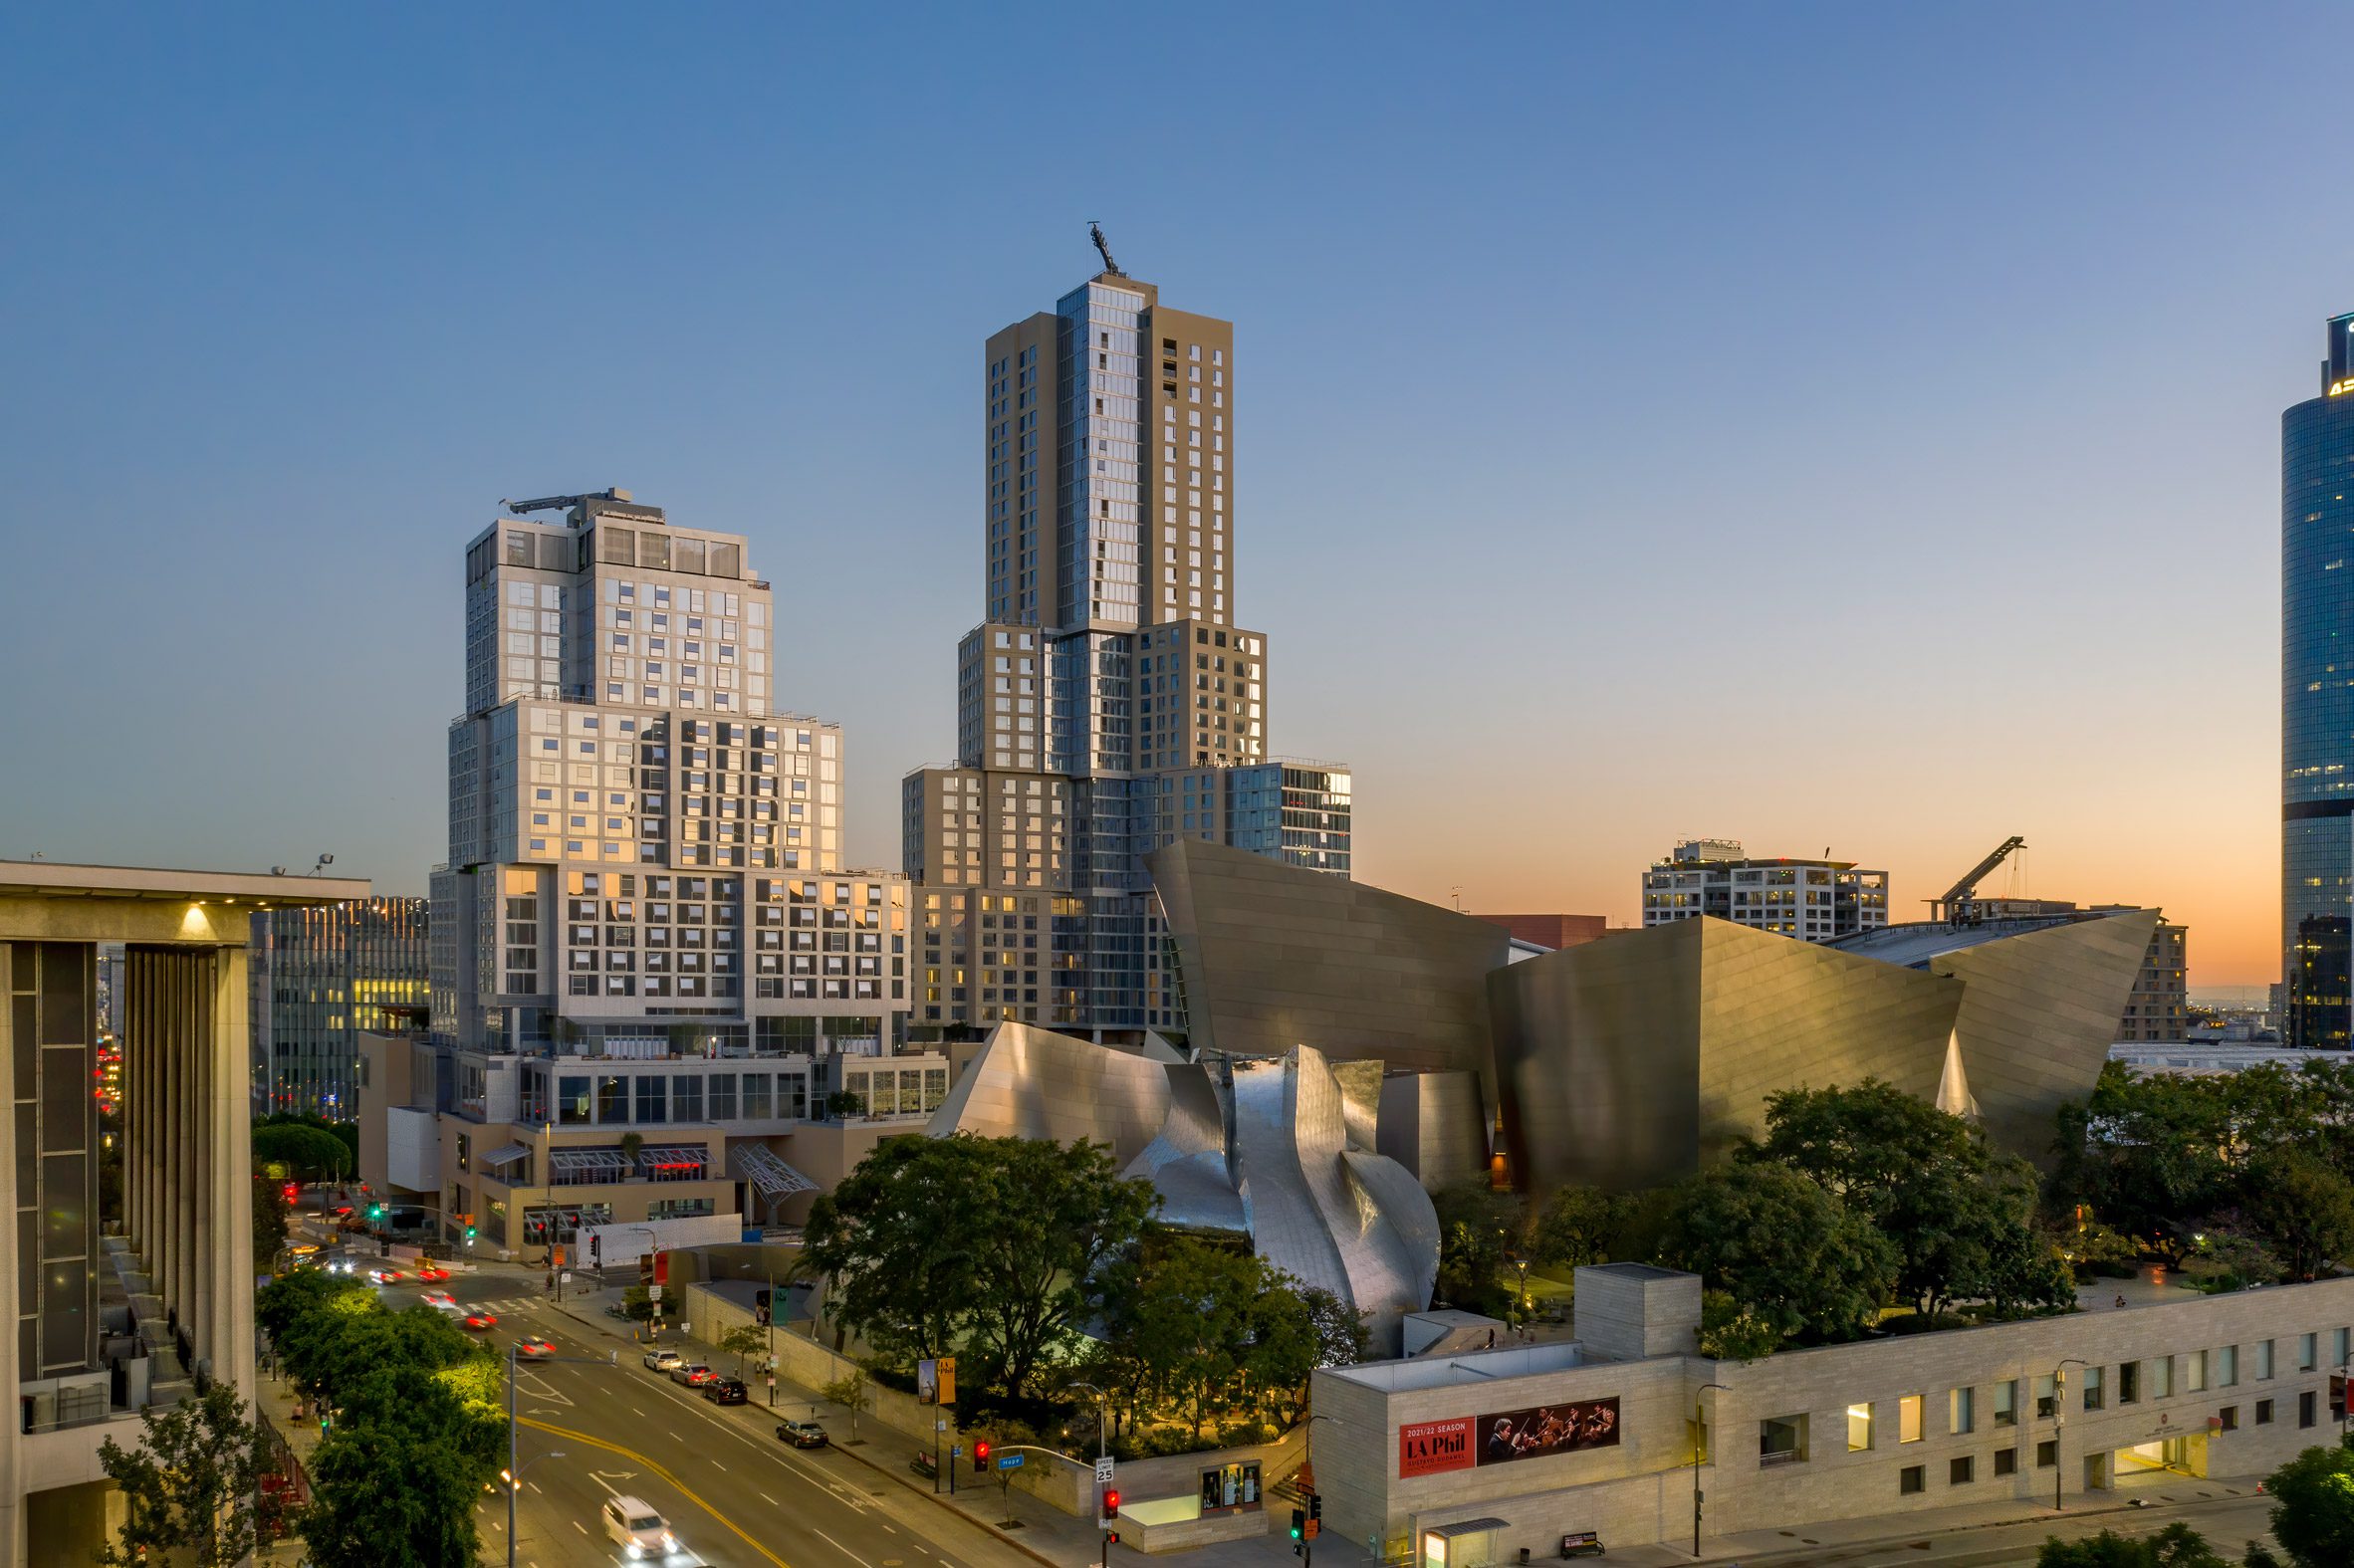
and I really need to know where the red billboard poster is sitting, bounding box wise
[1398,1417,1476,1477]
[1476,1398,1621,1465]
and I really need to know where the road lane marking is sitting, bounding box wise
[761,1492,778,1505]
[523,1417,795,1568]
[572,1522,588,1535]
[880,1525,895,1534]
[815,1529,872,1568]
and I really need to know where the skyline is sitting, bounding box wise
[6,6,2350,988]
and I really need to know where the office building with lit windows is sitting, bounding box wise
[904,255,1354,1040]
[2284,312,2354,1049]
[249,896,428,1117]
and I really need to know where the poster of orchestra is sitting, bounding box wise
[1476,1398,1621,1465]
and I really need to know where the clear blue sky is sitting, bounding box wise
[1,3,2342,984]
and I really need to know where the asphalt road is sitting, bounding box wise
[361,1262,1040,1568]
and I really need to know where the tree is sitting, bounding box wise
[823,1369,869,1440]
[2264,1438,2354,1567]
[1750,1080,2061,1321]
[2244,1149,2354,1279]
[1100,1237,1262,1440]
[1298,1285,1372,1370]
[252,1121,353,1181]
[1525,1185,1627,1272]
[1658,1163,1895,1345]
[2052,1065,2244,1264]
[303,1364,494,1568]
[719,1322,769,1378]
[1696,1290,1780,1361]
[825,1089,866,1119]
[97,1386,287,1567]
[2031,1522,2227,1566]
[1430,1181,1524,1317]
[804,1136,991,1364]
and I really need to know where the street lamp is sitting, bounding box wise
[505,1337,614,1568]
[1063,1381,1111,1459]
[2051,1359,2086,1512]
[1693,1382,1731,1555]
[500,1449,566,1568]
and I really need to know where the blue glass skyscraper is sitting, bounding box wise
[2282,312,2354,1048]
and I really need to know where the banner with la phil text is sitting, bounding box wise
[1398,1399,1621,1477]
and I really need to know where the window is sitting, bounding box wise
[2301,1334,2318,1373]
[1994,1448,2018,1477]
[1899,1395,1924,1444]
[1899,1464,1925,1495]
[2036,1373,2060,1417]
[2218,1346,2238,1388]
[1993,1380,2017,1427]
[558,1075,591,1126]
[1847,1404,1874,1452]
[634,1075,666,1124]
[2339,1327,2352,1367]
[1950,1387,1975,1436]
[595,1074,627,1123]
[2259,1340,2276,1380]
[1949,1456,1974,1485]
[2220,1406,2238,1432]
[2117,1363,2140,1406]
[2257,1399,2275,1426]
[2082,1366,2104,1411]
[2184,1350,2207,1393]
[2036,1441,2058,1468]
[1758,1415,1807,1467]
[2301,1390,2318,1429]
[2150,1356,2173,1399]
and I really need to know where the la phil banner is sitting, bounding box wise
[1398,1418,1475,1477]
[1477,1399,1621,1465]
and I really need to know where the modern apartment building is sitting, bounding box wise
[249,895,429,1117]
[410,491,914,1252]
[2284,311,2354,1049]
[1639,839,1889,943]
[903,256,1353,1040]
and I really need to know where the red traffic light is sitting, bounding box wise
[973,1440,992,1473]
[1106,1532,1120,1547]
[1102,1487,1121,1517]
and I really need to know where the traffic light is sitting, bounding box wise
[1305,1491,1321,1540]
[973,1440,992,1475]
[367,1203,385,1222]
[281,1182,299,1204]
[2332,1372,2347,1421]
[1099,1486,1120,1523]
[1104,1532,1119,1548]
[588,1233,600,1264]
[1290,1508,1304,1541]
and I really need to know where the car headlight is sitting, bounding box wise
[625,1545,642,1560]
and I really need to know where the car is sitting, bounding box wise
[599,1494,680,1559]
[367,1267,404,1285]
[414,1264,451,1282]
[421,1291,459,1312]
[462,1311,498,1332]
[515,1336,557,1361]
[287,1242,320,1257]
[669,1363,715,1387]
[777,1419,829,1449]
[702,1377,748,1405]
[643,1348,683,1372]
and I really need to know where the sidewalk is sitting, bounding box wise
[543,1281,1365,1568]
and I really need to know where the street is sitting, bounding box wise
[358,1261,1045,1568]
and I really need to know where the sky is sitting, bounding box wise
[0,3,2343,990]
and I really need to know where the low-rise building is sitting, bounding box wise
[1313,1262,2354,1565]
[1640,839,1889,943]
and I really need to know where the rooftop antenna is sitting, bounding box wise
[1088,221,1125,278]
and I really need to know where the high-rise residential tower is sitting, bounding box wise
[414,492,919,1253]
[2284,313,2354,1049]
[904,255,1354,1040]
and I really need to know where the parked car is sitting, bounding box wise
[643,1348,683,1372]
[777,1419,829,1449]
[515,1336,557,1362]
[703,1377,748,1405]
[669,1363,716,1388]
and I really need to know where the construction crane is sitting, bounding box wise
[500,488,632,517]
[1933,836,2025,926]
[1088,221,1125,278]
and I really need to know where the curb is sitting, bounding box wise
[1694,1482,2270,1566]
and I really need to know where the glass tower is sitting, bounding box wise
[2282,312,2354,1048]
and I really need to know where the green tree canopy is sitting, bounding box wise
[303,1364,493,1568]
[1430,1180,1524,1317]
[2244,1150,2354,1280]
[1097,1236,1318,1439]
[97,1386,287,1568]
[1525,1185,1627,1272]
[252,1121,353,1179]
[2264,1438,2354,1567]
[1658,1162,1895,1345]
[2031,1522,2227,1567]
[804,1133,1158,1398]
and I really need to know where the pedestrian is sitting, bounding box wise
[2115,1293,2126,1309]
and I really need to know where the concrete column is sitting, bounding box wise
[0,941,23,1568]
[189,955,214,1383]
[171,954,195,1348]
[209,948,253,1401]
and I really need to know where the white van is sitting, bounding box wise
[599,1495,679,1558]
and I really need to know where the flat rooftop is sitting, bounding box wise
[1328,1340,1585,1393]
[1827,913,2106,970]
[0,860,370,909]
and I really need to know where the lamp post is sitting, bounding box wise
[503,1339,612,1567]
[2052,1359,2086,1512]
[1693,1382,1731,1555]
[500,1448,566,1568]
